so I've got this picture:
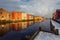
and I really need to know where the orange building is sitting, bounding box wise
[12,12,22,21]
[12,12,34,21]
[0,8,11,21]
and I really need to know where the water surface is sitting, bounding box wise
[0,20,51,40]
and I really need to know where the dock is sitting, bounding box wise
[29,20,59,40]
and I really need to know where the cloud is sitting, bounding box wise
[20,5,32,9]
[0,0,60,18]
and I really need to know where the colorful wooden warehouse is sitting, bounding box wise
[0,8,45,23]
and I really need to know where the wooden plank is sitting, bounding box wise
[30,30,40,40]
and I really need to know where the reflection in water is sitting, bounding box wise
[0,24,11,36]
[0,20,51,40]
[0,21,34,36]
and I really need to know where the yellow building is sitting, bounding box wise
[22,13,34,21]
[22,12,27,21]
[39,17,44,22]
[0,8,10,21]
[34,16,45,23]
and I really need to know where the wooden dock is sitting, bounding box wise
[30,30,40,40]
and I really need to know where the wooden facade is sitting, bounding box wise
[0,8,10,21]
[0,8,44,23]
[34,16,44,23]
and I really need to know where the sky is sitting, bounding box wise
[0,0,60,18]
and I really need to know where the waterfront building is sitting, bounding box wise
[12,12,22,21]
[12,12,34,21]
[0,8,45,23]
[34,16,44,23]
[52,9,60,19]
[27,14,34,21]
[0,8,10,21]
[56,9,60,19]
[52,13,57,19]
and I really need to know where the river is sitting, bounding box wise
[0,20,51,40]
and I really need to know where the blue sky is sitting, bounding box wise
[0,0,60,18]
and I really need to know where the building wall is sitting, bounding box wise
[52,9,60,19]
[34,16,44,23]
[0,8,10,21]
[27,14,34,20]
[39,17,44,22]
[9,12,12,21]
[29,15,34,20]
[12,12,18,21]
[0,8,45,23]
[56,9,60,19]
[12,12,22,21]
[18,12,22,20]
[22,13,27,20]
[12,12,34,21]
[52,13,57,19]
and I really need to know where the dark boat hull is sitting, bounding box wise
[53,19,60,24]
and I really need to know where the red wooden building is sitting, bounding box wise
[56,9,60,19]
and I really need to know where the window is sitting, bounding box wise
[1,16,4,18]
[1,16,4,20]
[0,12,2,14]
[9,15,10,17]
[24,17,26,19]
[31,16,32,18]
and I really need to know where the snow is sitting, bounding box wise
[34,20,60,40]
[52,20,60,34]
[52,20,60,29]
[34,32,60,40]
